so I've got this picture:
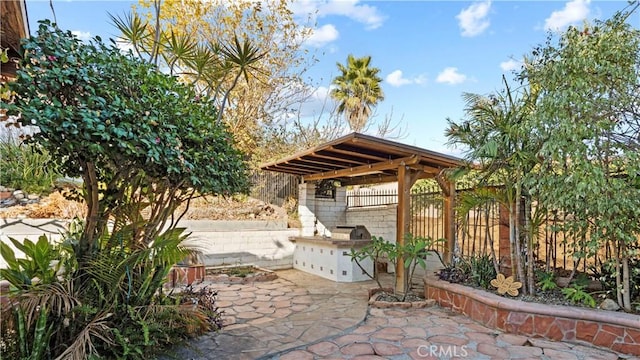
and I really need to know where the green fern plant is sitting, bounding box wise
[562,284,596,308]
[536,271,558,292]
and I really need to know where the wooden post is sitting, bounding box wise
[443,181,456,265]
[437,174,456,265]
[395,165,415,294]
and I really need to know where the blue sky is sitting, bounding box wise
[25,0,637,155]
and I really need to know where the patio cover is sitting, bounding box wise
[260,132,463,293]
[1,0,29,79]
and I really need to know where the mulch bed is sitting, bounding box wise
[205,266,278,284]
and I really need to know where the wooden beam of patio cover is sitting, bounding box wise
[340,174,398,186]
[409,164,440,176]
[326,146,389,162]
[302,155,421,182]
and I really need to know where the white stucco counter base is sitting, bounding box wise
[290,236,373,282]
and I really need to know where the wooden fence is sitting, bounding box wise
[346,185,617,273]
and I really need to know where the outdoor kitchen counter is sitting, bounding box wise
[289,236,374,282]
[289,236,372,248]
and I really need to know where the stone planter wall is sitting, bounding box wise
[166,264,206,287]
[424,275,640,356]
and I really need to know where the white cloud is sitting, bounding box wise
[544,0,590,31]
[292,0,386,30]
[305,24,339,47]
[436,67,467,85]
[456,1,491,37]
[71,30,91,41]
[115,40,135,54]
[298,86,331,117]
[385,70,426,87]
[279,84,337,119]
[500,59,521,72]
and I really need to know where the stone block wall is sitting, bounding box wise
[298,183,347,237]
[346,204,397,243]
[298,182,316,237]
[189,228,298,270]
[299,183,398,242]
[1,219,298,270]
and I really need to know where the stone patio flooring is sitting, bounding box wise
[161,269,635,360]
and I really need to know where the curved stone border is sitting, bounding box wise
[423,275,640,356]
[367,287,436,309]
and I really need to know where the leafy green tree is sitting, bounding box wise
[1,20,248,358]
[522,2,640,310]
[330,54,385,132]
[4,21,248,261]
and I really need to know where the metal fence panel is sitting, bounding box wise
[346,187,398,207]
[250,171,300,207]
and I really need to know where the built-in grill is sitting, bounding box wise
[330,225,371,241]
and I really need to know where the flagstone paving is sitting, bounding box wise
[161,270,635,360]
[268,306,634,360]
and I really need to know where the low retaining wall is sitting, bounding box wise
[184,222,298,270]
[0,218,298,270]
[424,275,640,356]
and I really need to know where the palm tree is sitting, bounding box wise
[445,75,541,295]
[330,55,384,132]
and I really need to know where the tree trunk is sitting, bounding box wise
[622,253,631,311]
[525,197,535,296]
[79,161,100,261]
[509,203,517,278]
[487,209,500,276]
[514,189,527,295]
[616,243,623,309]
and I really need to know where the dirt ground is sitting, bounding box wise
[0,191,291,222]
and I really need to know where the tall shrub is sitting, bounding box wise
[523,3,640,310]
[446,76,541,295]
[3,20,249,262]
